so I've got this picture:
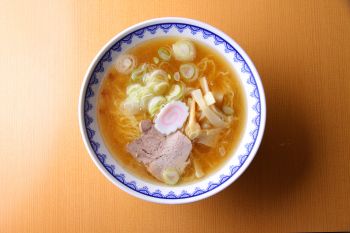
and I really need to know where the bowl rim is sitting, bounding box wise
[78,17,266,204]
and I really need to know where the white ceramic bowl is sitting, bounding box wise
[79,17,266,204]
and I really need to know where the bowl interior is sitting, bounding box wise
[80,18,265,204]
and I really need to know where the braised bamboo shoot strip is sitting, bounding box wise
[200,118,212,129]
[199,76,210,93]
[204,92,216,106]
[210,105,227,120]
[193,159,204,178]
[185,98,201,140]
[199,76,216,106]
[191,89,228,128]
[197,128,223,147]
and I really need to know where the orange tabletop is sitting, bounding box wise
[1,1,349,232]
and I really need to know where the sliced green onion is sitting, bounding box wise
[166,84,184,102]
[172,40,196,62]
[158,47,171,61]
[126,83,142,96]
[122,97,141,115]
[142,73,150,83]
[148,96,166,116]
[173,72,180,81]
[153,57,160,64]
[162,167,179,185]
[151,81,169,95]
[140,93,154,109]
[135,87,152,101]
[115,54,137,75]
[147,81,169,95]
[144,69,168,83]
[131,63,147,81]
[179,63,198,82]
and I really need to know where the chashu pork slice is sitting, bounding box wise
[127,120,165,164]
[127,120,192,184]
[147,131,192,183]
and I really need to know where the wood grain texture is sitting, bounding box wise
[0,0,349,232]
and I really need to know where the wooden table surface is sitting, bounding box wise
[1,0,349,232]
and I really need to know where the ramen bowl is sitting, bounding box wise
[78,17,266,204]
